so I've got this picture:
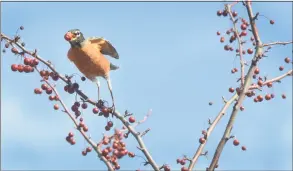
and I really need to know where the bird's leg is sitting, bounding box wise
[105,75,115,113]
[95,78,101,101]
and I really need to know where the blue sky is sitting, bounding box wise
[1,2,292,170]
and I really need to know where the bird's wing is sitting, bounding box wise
[87,37,119,59]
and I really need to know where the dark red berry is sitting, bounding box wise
[105,125,111,131]
[107,121,113,127]
[270,20,274,25]
[20,26,24,30]
[82,150,87,156]
[233,139,240,146]
[93,107,99,114]
[81,103,88,109]
[229,87,235,93]
[129,116,135,123]
[86,147,92,152]
[217,10,223,16]
[199,137,206,144]
[247,48,253,54]
[17,64,24,72]
[241,146,247,151]
[284,57,290,63]
[11,64,18,71]
[54,104,59,110]
[279,66,284,71]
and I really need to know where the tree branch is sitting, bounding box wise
[188,93,238,170]
[262,41,293,47]
[208,2,265,170]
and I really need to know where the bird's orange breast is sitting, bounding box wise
[67,42,110,80]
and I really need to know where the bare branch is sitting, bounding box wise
[263,41,293,47]
[187,94,238,170]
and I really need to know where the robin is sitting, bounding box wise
[64,29,119,112]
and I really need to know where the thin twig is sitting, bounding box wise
[262,41,293,47]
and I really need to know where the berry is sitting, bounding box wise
[181,167,188,171]
[282,94,286,99]
[81,76,86,81]
[241,146,247,151]
[129,116,135,123]
[17,64,24,72]
[34,88,42,94]
[241,24,247,30]
[105,125,111,131]
[79,122,85,128]
[279,66,284,71]
[83,126,89,132]
[217,31,221,35]
[284,57,291,63]
[229,87,235,93]
[257,80,263,87]
[11,64,18,71]
[270,93,275,98]
[82,150,87,156]
[93,107,99,114]
[257,95,263,102]
[54,104,59,110]
[40,70,46,77]
[70,139,76,145]
[247,48,253,54]
[81,103,88,109]
[222,10,228,17]
[74,101,80,107]
[46,88,53,95]
[265,94,271,100]
[232,11,237,17]
[86,147,92,152]
[233,139,240,146]
[21,42,25,47]
[107,121,113,127]
[5,43,9,48]
[220,37,225,43]
[199,137,206,144]
[270,20,274,25]
[240,31,247,37]
[209,102,213,106]
[115,164,120,170]
[128,152,135,158]
[240,106,244,111]
[24,58,31,65]
[71,105,78,112]
[180,160,186,165]
[267,82,273,88]
[11,47,18,54]
[72,83,79,90]
[254,68,260,74]
[68,132,74,137]
[41,84,48,90]
[20,26,24,30]
[217,10,223,16]
[253,97,259,103]
[49,95,55,101]
[75,111,81,117]
[32,59,39,66]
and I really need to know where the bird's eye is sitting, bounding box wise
[74,31,80,36]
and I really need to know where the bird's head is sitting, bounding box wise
[64,29,85,48]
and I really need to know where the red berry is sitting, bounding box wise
[81,103,88,109]
[32,59,39,66]
[282,94,286,99]
[270,93,275,98]
[257,80,263,87]
[102,149,109,156]
[229,87,235,93]
[68,132,74,137]
[267,82,273,88]
[54,104,59,110]
[253,97,259,103]
[128,152,135,158]
[82,150,87,156]
[34,88,42,94]
[220,37,225,43]
[257,95,263,102]
[217,10,222,16]
[279,66,284,71]
[17,64,24,72]
[86,147,92,152]
[265,94,271,100]
[49,95,55,101]
[241,146,247,151]
[233,139,240,146]
[232,11,237,17]
[217,31,221,36]
[180,160,186,165]
[223,10,228,17]
[70,140,76,145]
[129,116,135,123]
[247,48,253,54]
[181,167,188,171]
[5,43,9,48]
[24,58,31,65]
[241,24,247,30]
[79,122,85,128]
[41,84,48,90]
[11,64,18,71]
[240,31,247,37]
[224,45,229,51]
[163,165,171,171]
[115,164,120,170]
[66,136,73,142]
[11,47,18,54]
[105,125,111,131]
[46,88,53,95]
[92,107,99,114]
[240,106,244,111]
[83,126,89,132]
[254,68,260,74]
[270,20,274,25]
[284,57,291,63]
[107,121,113,127]
[199,137,206,144]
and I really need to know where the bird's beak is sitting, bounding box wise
[64,32,75,41]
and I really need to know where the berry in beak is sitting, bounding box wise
[64,32,73,41]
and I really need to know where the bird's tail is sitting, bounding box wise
[110,63,119,70]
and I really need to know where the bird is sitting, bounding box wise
[64,29,119,112]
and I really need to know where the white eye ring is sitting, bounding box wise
[74,31,80,36]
